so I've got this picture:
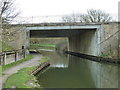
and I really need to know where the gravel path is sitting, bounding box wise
[0,53,43,89]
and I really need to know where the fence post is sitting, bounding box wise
[22,46,26,59]
[15,51,18,62]
[0,55,2,65]
[3,52,6,65]
[24,49,26,59]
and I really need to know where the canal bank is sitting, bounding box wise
[1,53,47,89]
[1,49,120,89]
[65,51,120,64]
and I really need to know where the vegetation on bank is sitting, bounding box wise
[55,41,68,51]
[2,55,33,71]
[0,42,14,51]
[30,38,68,52]
[30,38,67,45]
[100,51,117,58]
[5,67,39,88]
[5,56,49,88]
[39,57,49,63]
[30,44,56,47]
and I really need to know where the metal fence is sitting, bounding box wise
[12,15,64,24]
[11,14,118,24]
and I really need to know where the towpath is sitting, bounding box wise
[0,53,42,89]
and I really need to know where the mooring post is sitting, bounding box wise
[15,50,18,62]
[3,52,6,65]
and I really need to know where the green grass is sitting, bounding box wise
[39,57,49,63]
[5,56,49,88]
[30,44,56,48]
[2,55,33,71]
[0,42,14,51]
[5,67,39,88]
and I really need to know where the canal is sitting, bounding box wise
[36,49,120,89]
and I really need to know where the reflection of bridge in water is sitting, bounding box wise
[37,49,120,88]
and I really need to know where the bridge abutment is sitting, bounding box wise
[68,30,98,56]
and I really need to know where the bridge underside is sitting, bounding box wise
[29,28,98,56]
[30,29,95,37]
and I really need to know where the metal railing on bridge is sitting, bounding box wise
[10,14,118,24]
[12,15,64,24]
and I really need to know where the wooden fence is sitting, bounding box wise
[0,49,26,65]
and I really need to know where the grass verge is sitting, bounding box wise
[30,44,56,48]
[5,67,40,88]
[39,57,49,63]
[2,55,33,71]
[5,56,49,88]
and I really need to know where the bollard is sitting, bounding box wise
[15,51,18,62]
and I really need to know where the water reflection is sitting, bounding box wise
[40,50,69,68]
[37,50,119,88]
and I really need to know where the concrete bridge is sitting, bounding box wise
[10,22,120,58]
[26,23,100,56]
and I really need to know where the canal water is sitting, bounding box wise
[36,50,120,89]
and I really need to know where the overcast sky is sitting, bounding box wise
[16,0,119,19]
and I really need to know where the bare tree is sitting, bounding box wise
[62,9,113,23]
[1,0,20,24]
[62,13,81,23]
[0,0,22,52]
[80,9,112,23]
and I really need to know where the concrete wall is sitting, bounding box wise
[68,22,119,59]
[99,22,119,58]
[68,30,98,56]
